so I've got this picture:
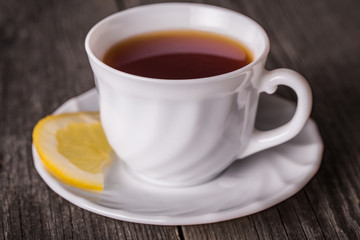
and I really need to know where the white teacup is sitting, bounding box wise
[85,3,312,187]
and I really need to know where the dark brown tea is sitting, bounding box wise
[102,30,253,79]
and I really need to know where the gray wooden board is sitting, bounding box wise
[0,0,180,239]
[1,0,360,239]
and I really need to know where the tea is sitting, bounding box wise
[102,30,253,79]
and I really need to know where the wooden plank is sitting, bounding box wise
[167,0,360,239]
[1,0,360,239]
[260,0,360,239]
[0,0,181,239]
[182,217,260,240]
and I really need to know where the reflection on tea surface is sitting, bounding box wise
[102,30,253,79]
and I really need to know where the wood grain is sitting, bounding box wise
[182,0,360,239]
[1,0,360,239]
[0,0,180,239]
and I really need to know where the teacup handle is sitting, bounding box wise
[238,68,312,158]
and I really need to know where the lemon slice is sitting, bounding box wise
[33,112,112,191]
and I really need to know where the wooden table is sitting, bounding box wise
[1,0,359,239]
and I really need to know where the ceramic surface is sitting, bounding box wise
[86,3,313,186]
[33,89,323,225]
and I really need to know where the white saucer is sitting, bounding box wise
[33,89,323,225]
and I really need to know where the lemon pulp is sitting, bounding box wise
[33,112,112,191]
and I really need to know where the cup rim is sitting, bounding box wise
[85,2,270,84]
